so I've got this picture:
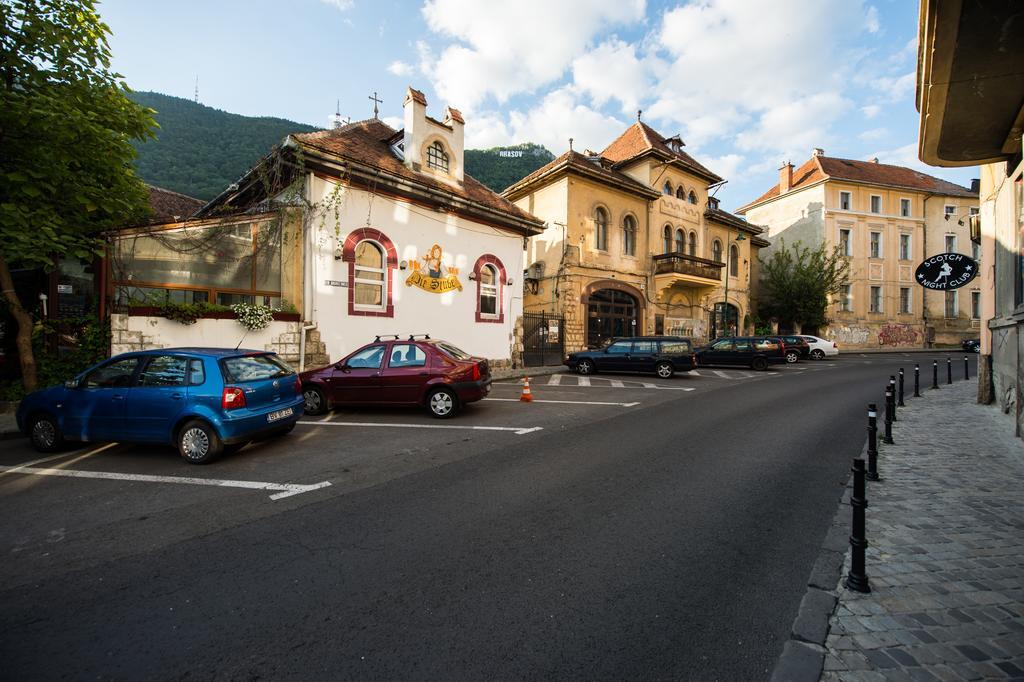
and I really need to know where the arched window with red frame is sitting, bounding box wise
[473,254,507,323]
[341,228,398,317]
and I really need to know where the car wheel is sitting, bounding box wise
[427,387,459,419]
[655,361,674,379]
[29,414,63,453]
[785,350,799,364]
[302,385,327,415]
[973,346,980,354]
[576,359,595,375]
[177,419,223,464]
[810,349,825,360]
[751,357,769,371]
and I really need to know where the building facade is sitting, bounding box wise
[108,88,544,368]
[917,0,1023,436]
[737,151,977,348]
[503,120,767,353]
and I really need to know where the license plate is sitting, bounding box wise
[267,407,293,423]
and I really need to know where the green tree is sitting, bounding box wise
[758,239,850,331]
[0,0,155,391]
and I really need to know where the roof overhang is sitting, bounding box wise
[617,149,724,185]
[917,0,1024,167]
[503,157,661,202]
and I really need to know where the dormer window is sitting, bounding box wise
[426,141,450,173]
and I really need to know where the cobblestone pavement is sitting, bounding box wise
[821,379,1024,681]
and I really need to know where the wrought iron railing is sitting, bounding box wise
[651,252,724,281]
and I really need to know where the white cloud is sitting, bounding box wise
[317,0,353,10]
[873,71,915,101]
[868,143,934,173]
[858,127,888,143]
[736,92,852,159]
[703,153,744,182]
[572,38,649,115]
[419,0,645,111]
[504,88,626,155]
[865,5,879,33]
[861,104,882,119]
[387,61,413,77]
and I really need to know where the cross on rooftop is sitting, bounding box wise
[368,91,383,119]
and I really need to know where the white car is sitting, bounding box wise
[800,335,839,359]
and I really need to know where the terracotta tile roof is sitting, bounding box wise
[737,154,976,213]
[406,88,427,106]
[147,186,204,222]
[446,107,464,124]
[293,119,542,229]
[705,205,765,236]
[502,150,661,200]
[601,122,724,184]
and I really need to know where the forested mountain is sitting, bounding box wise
[129,92,317,201]
[129,92,554,199]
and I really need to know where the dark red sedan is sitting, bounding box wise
[299,335,492,418]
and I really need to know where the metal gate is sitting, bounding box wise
[523,312,564,367]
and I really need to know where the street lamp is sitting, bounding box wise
[719,230,746,338]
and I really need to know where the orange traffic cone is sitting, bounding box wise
[520,376,534,402]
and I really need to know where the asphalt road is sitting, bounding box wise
[0,353,977,680]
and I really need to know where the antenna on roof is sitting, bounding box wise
[637,109,642,121]
[568,137,574,152]
[194,75,199,103]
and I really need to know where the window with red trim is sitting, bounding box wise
[341,228,397,317]
[473,254,506,323]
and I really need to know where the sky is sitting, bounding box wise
[100,0,978,212]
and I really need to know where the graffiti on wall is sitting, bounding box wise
[878,324,921,346]
[831,325,870,345]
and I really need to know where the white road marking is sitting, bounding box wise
[547,374,563,386]
[485,398,639,407]
[0,464,331,501]
[577,376,591,387]
[0,443,119,478]
[610,379,624,387]
[640,383,696,391]
[687,370,701,376]
[713,370,731,379]
[298,420,542,436]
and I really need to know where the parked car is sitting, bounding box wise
[565,336,696,379]
[800,335,840,360]
[16,348,303,463]
[962,338,980,353]
[773,335,811,363]
[300,335,491,419]
[694,336,787,371]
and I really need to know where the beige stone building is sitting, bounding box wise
[503,120,767,355]
[736,151,978,349]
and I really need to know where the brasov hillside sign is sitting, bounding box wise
[914,253,978,290]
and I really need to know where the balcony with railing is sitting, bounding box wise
[653,252,723,282]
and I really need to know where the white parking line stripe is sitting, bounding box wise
[640,383,696,391]
[688,370,701,376]
[298,420,543,436]
[547,374,563,386]
[610,379,624,387]
[0,465,331,501]
[485,398,639,407]
[0,443,119,478]
[713,370,731,378]
[578,376,591,387]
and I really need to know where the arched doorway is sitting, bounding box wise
[587,288,639,348]
[710,302,739,338]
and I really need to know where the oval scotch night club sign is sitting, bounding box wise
[914,253,978,290]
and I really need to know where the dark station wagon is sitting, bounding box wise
[566,336,696,379]
[299,335,491,418]
[695,336,788,371]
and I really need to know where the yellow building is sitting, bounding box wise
[503,119,767,353]
[736,150,978,349]
[916,0,1023,434]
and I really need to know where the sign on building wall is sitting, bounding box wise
[914,253,978,290]
[406,243,463,293]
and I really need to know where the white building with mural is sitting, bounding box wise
[108,88,544,368]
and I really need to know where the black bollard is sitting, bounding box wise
[883,385,894,444]
[889,376,898,421]
[932,360,940,389]
[898,368,905,407]
[914,364,921,397]
[964,356,969,381]
[947,357,953,385]
[866,403,880,481]
[845,459,871,593]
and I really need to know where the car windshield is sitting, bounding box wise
[221,354,293,382]
[433,341,472,360]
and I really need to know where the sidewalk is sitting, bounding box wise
[774,378,1024,681]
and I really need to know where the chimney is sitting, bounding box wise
[970,178,980,193]
[812,147,825,157]
[779,161,794,194]
[443,106,465,182]
[403,87,428,170]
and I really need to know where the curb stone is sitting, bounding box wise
[771,641,827,682]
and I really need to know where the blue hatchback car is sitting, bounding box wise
[16,348,305,464]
